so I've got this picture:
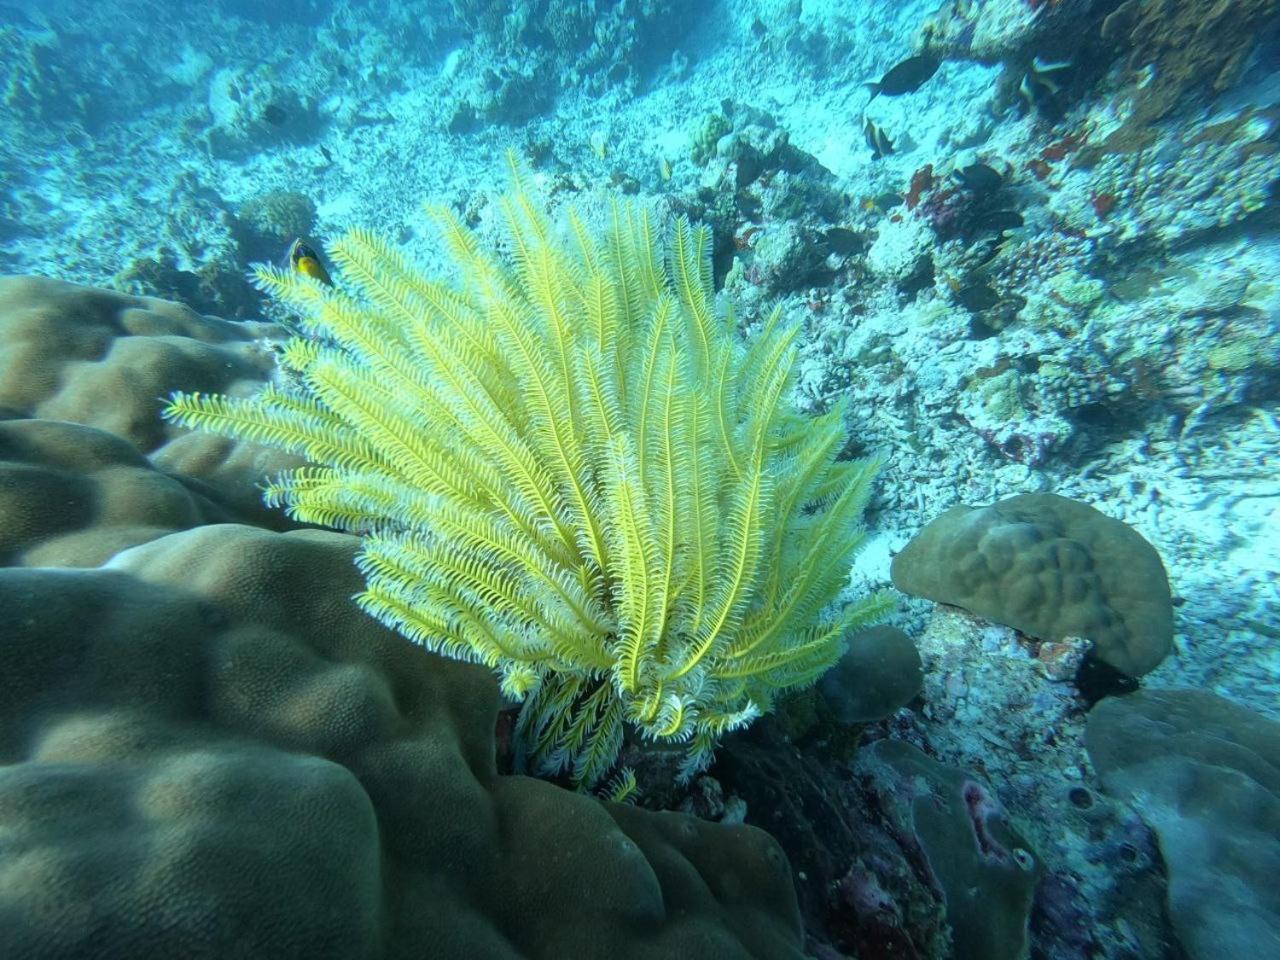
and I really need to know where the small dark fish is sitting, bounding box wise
[286,239,333,286]
[863,191,904,213]
[974,236,1009,265]
[318,144,333,164]
[952,162,1004,193]
[825,227,867,255]
[970,209,1024,233]
[864,116,895,160]
[867,54,940,98]
[262,103,288,126]
[955,281,1000,311]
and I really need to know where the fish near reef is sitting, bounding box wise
[952,162,1004,193]
[863,192,904,214]
[866,54,940,98]
[864,116,895,160]
[286,239,333,286]
[1019,56,1072,108]
[954,280,1000,311]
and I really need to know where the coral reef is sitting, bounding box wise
[115,248,262,319]
[3,0,1279,956]
[0,418,245,567]
[0,275,298,520]
[166,166,890,788]
[205,63,322,158]
[818,625,923,725]
[234,189,318,263]
[892,492,1174,677]
[0,522,807,959]
[448,0,693,97]
[0,273,813,959]
[0,21,79,125]
[713,718,1044,960]
[685,102,850,297]
[918,0,1095,61]
[862,739,1042,960]
[897,605,1176,960]
[1087,690,1280,958]
[1097,0,1280,152]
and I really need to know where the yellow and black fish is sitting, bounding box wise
[286,238,333,286]
[1019,56,1072,108]
[863,192,904,212]
[864,116,895,160]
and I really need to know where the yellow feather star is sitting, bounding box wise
[165,155,891,789]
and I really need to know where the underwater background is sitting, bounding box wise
[1,0,1278,958]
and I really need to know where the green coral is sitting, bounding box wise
[236,190,317,262]
[1207,335,1277,373]
[691,111,733,165]
[165,157,888,788]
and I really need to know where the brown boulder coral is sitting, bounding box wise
[0,524,806,959]
[0,275,808,958]
[0,275,300,521]
[891,493,1173,677]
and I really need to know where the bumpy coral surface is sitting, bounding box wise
[0,280,809,956]
[891,492,1173,677]
[0,523,806,959]
[1087,690,1280,960]
[0,418,240,567]
[0,275,299,520]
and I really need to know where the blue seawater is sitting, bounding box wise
[0,1,1277,958]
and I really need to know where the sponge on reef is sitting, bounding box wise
[860,739,1041,960]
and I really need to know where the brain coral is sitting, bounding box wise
[0,522,806,959]
[891,493,1173,677]
[0,275,301,521]
[0,275,807,959]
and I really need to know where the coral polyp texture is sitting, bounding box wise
[0,275,299,523]
[165,161,889,788]
[0,522,806,960]
[891,493,1173,677]
[1087,690,1280,959]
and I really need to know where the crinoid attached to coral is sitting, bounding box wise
[165,155,890,789]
